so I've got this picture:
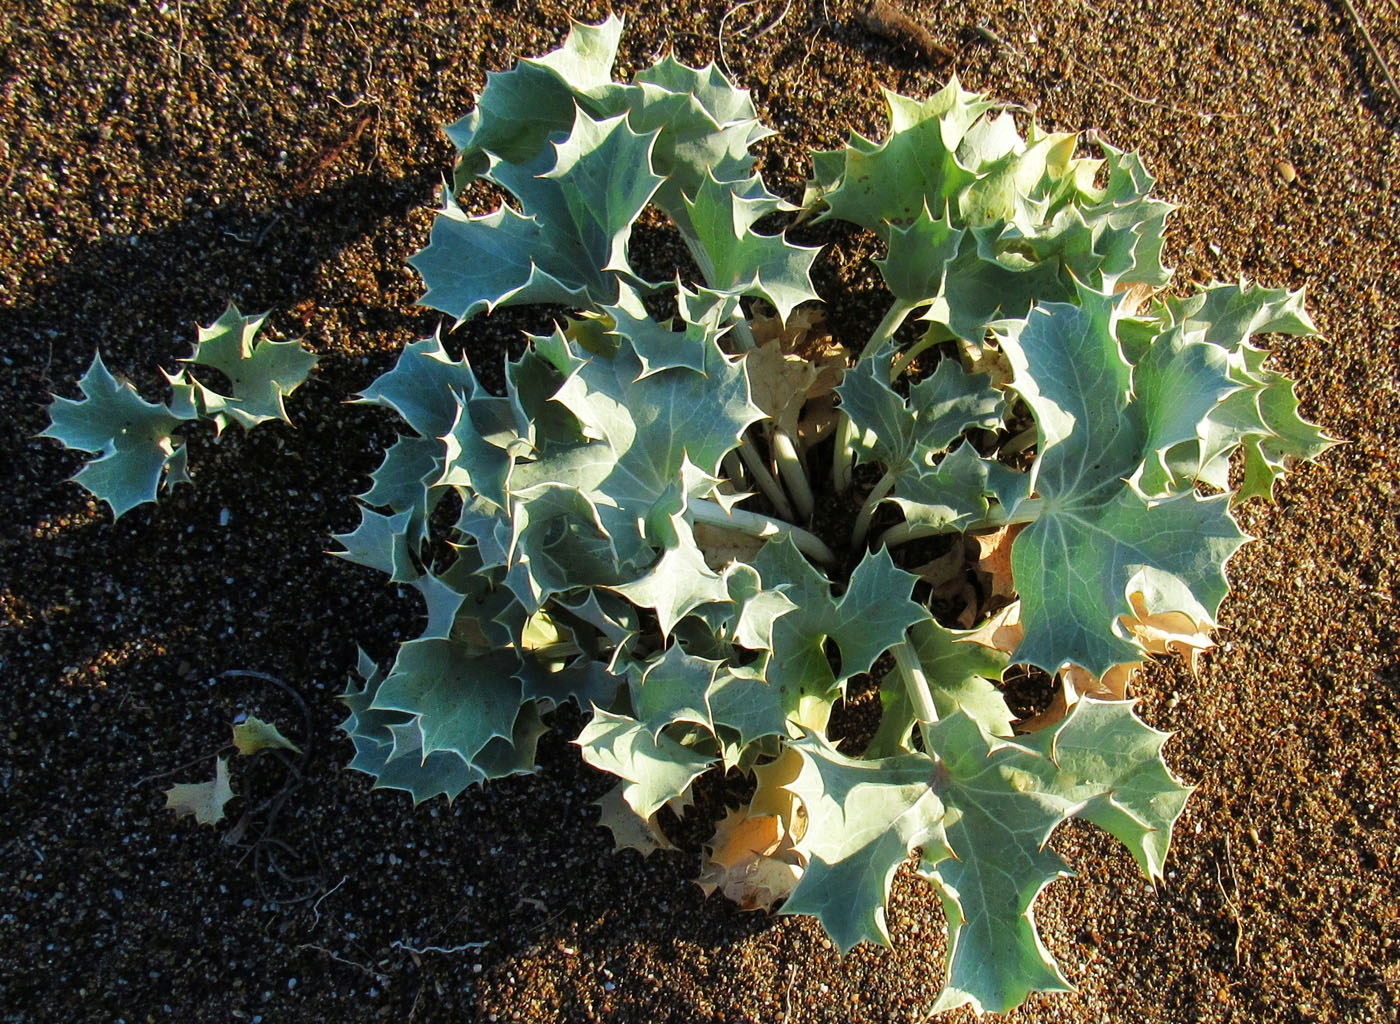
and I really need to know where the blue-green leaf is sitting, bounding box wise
[999,289,1248,674]
[170,303,317,433]
[575,707,714,818]
[679,174,820,320]
[923,702,1189,1012]
[42,351,193,518]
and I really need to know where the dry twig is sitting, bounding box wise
[1337,0,1400,108]
[288,112,376,194]
[1213,834,1246,967]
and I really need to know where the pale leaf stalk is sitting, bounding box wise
[727,315,758,352]
[688,497,837,565]
[850,468,896,548]
[738,442,797,521]
[1000,424,1038,456]
[830,412,857,494]
[891,636,937,751]
[888,323,955,381]
[722,451,749,489]
[859,297,919,361]
[877,498,1045,550]
[771,427,815,522]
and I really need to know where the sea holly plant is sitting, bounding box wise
[42,303,317,518]
[44,16,1335,1016]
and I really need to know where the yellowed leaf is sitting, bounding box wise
[751,746,808,848]
[956,336,1013,386]
[708,806,786,869]
[164,757,235,826]
[594,783,674,857]
[231,714,302,756]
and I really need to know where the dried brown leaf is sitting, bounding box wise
[1018,661,1143,733]
[693,521,765,571]
[961,600,1023,654]
[954,581,981,628]
[911,544,964,587]
[750,306,834,359]
[1114,280,1159,317]
[745,339,848,442]
[1119,592,1216,673]
[973,522,1027,603]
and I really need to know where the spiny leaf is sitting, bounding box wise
[841,355,1002,468]
[369,639,524,766]
[410,200,594,322]
[549,324,764,513]
[1131,322,1239,496]
[330,506,420,584]
[999,288,1248,674]
[869,619,1014,759]
[594,782,675,857]
[1151,281,1335,500]
[721,561,796,653]
[625,644,787,760]
[617,54,772,227]
[416,107,664,320]
[680,173,820,320]
[340,650,542,804]
[810,81,1171,342]
[41,351,193,518]
[629,645,719,739]
[807,79,993,236]
[608,515,730,638]
[839,353,1003,530]
[575,707,714,819]
[164,757,235,826]
[875,202,964,304]
[606,283,741,379]
[752,541,927,723]
[169,303,317,433]
[447,14,627,183]
[359,435,448,545]
[922,702,1190,1013]
[779,733,950,950]
[354,334,482,439]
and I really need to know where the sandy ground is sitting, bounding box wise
[3,1,1399,1021]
